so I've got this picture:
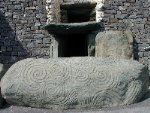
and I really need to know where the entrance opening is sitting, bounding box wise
[58,34,88,57]
[60,3,96,23]
[67,9,95,23]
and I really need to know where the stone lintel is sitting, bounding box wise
[44,21,102,35]
[60,3,97,10]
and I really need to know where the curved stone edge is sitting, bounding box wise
[0,63,10,108]
[1,57,149,109]
[95,30,134,60]
[44,22,102,34]
[123,66,149,105]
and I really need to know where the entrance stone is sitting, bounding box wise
[1,57,149,109]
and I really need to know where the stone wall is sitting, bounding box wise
[46,0,104,23]
[0,0,149,67]
[0,0,52,64]
[46,0,61,23]
[102,0,150,66]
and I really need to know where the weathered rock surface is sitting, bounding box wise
[0,64,9,80]
[1,57,149,109]
[95,31,133,59]
[44,22,102,34]
[0,63,4,107]
[60,3,97,9]
[0,63,3,78]
[0,89,3,108]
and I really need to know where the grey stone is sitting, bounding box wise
[0,63,9,79]
[144,46,150,51]
[0,0,149,67]
[0,63,4,107]
[60,3,97,10]
[1,57,149,109]
[0,90,3,108]
[44,22,102,34]
[148,65,150,77]
[87,32,98,56]
[0,64,3,79]
[95,30,133,59]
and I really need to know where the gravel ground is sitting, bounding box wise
[0,91,150,113]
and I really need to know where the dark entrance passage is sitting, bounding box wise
[58,34,88,57]
[67,9,95,23]
[60,3,96,23]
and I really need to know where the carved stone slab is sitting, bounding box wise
[1,57,149,109]
[95,31,133,59]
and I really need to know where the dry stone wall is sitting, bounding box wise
[0,0,52,64]
[46,0,61,23]
[46,0,104,23]
[0,0,149,67]
[102,0,150,66]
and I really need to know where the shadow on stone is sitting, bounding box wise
[133,38,140,61]
[0,10,29,107]
[138,89,150,103]
[0,103,11,109]
[0,11,29,66]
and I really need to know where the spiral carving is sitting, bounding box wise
[1,57,149,109]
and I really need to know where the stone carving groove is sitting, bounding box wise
[1,57,149,109]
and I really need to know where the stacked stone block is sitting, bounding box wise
[0,0,52,64]
[46,0,104,23]
[0,0,149,68]
[101,0,150,67]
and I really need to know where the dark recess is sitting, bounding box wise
[67,9,95,23]
[60,3,96,23]
[58,34,88,57]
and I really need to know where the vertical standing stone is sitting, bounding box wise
[95,31,133,59]
[96,0,104,22]
[46,0,61,23]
